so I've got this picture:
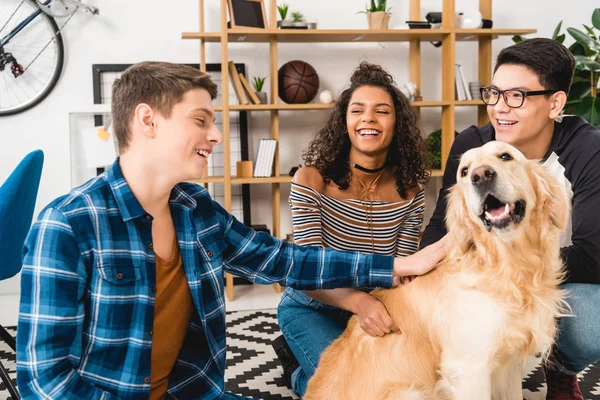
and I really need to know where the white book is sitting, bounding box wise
[258,139,271,177]
[455,64,467,101]
[261,139,274,177]
[457,64,472,101]
[255,139,276,177]
[253,139,267,177]
[258,140,269,177]
[263,139,276,177]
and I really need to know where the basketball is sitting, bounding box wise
[278,60,320,104]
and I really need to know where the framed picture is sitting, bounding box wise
[227,0,267,29]
[90,63,252,226]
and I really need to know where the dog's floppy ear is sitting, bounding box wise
[445,184,475,253]
[528,161,569,230]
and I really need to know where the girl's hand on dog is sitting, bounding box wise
[356,295,400,337]
[392,235,450,282]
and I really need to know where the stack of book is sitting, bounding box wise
[228,60,263,105]
[469,81,481,100]
[253,139,277,177]
[455,63,472,101]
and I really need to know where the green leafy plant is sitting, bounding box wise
[359,0,392,14]
[290,11,305,23]
[512,8,600,128]
[426,130,459,169]
[277,3,289,21]
[252,76,266,92]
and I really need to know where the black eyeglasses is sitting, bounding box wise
[480,87,558,108]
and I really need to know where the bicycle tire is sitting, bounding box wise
[0,0,64,116]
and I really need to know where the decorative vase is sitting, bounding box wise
[367,11,390,29]
[255,92,268,104]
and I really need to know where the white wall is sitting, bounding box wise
[1,0,595,294]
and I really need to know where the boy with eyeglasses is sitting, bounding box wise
[421,38,600,400]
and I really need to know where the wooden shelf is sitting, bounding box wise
[232,175,292,184]
[215,104,332,111]
[192,172,441,183]
[188,176,225,184]
[213,100,485,112]
[455,100,486,106]
[190,176,293,185]
[455,29,536,40]
[183,28,536,43]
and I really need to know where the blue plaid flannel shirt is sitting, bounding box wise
[17,159,394,399]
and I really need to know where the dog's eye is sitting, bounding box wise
[499,153,513,161]
[460,167,468,177]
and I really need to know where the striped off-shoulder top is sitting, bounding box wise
[290,182,425,257]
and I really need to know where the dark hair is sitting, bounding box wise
[494,38,575,95]
[302,61,429,199]
[111,61,218,151]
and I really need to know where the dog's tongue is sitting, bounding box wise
[487,205,507,217]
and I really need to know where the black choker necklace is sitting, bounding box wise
[350,161,386,174]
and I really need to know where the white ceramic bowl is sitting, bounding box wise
[458,10,482,29]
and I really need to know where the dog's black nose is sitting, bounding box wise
[471,165,496,187]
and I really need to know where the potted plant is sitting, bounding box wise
[360,0,392,30]
[276,3,289,28]
[513,8,600,128]
[290,11,307,28]
[278,6,314,29]
[426,129,459,169]
[253,77,267,104]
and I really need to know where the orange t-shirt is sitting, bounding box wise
[150,239,194,400]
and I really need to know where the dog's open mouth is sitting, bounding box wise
[479,195,526,232]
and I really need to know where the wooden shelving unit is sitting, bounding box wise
[186,0,535,301]
[182,28,535,43]
[210,99,498,112]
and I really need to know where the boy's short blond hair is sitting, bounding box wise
[111,61,218,151]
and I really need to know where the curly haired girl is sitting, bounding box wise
[274,61,436,396]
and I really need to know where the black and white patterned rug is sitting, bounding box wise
[1,310,599,399]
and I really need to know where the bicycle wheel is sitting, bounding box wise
[0,0,64,116]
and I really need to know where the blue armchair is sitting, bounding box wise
[0,149,44,400]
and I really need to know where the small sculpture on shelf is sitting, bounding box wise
[319,90,333,104]
[399,81,417,101]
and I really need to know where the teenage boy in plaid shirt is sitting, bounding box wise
[17,62,448,400]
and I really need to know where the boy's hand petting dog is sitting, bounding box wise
[392,235,450,286]
[355,295,400,337]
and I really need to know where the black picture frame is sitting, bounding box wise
[227,0,267,29]
[91,63,252,227]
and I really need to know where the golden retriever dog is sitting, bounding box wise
[304,141,569,400]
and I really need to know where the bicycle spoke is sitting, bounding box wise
[1,0,64,115]
[0,0,26,35]
[1,73,25,108]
